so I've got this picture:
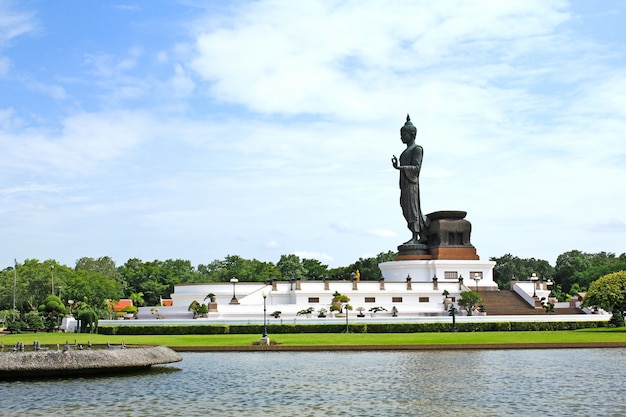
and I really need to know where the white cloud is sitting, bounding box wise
[294,251,334,263]
[264,240,280,249]
[26,80,67,99]
[0,1,36,78]
[0,110,155,176]
[188,0,572,122]
[0,1,37,45]
[167,64,195,98]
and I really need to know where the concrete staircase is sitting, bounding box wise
[477,290,583,316]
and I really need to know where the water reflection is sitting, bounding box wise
[1,349,624,416]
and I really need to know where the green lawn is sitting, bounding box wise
[2,328,626,348]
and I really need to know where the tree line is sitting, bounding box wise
[1,249,624,321]
[491,250,626,297]
[0,252,397,315]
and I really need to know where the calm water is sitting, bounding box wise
[1,349,625,417]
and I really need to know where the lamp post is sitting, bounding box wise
[472,273,481,292]
[263,292,267,336]
[230,278,239,304]
[344,302,349,333]
[449,305,458,332]
[68,299,76,332]
[51,265,55,296]
[260,291,270,345]
[530,273,538,298]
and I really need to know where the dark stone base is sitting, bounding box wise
[397,242,429,253]
[396,243,432,260]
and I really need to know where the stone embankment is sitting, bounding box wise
[0,344,182,378]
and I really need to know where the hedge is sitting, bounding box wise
[97,320,606,335]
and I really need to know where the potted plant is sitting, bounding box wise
[391,306,398,317]
[356,307,365,317]
[478,304,487,315]
[205,293,216,303]
[115,311,125,320]
[297,307,315,318]
[331,291,344,312]
[458,290,482,316]
[271,311,282,318]
[317,308,327,318]
[188,300,201,318]
[332,293,351,314]
[442,289,453,308]
[197,303,209,318]
[369,306,387,317]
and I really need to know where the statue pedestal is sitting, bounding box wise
[395,211,480,261]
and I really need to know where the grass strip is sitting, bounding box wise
[2,328,626,348]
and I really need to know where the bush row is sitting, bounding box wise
[98,320,607,335]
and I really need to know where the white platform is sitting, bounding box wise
[379,259,498,290]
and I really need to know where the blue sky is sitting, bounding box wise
[1,0,625,270]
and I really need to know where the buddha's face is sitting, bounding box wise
[400,128,415,144]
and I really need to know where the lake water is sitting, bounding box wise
[1,349,625,416]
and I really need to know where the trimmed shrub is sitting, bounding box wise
[97,320,607,336]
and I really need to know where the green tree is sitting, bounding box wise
[117,258,146,294]
[491,254,554,290]
[554,250,592,292]
[160,259,198,285]
[583,271,626,320]
[0,259,71,311]
[197,255,278,282]
[75,256,123,284]
[0,309,20,331]
[0,266,18,310]
[277,254,307,279]
[571,253,626,292]
[129,292,145,307]
[327,265,350,280]
[350,251,397,281]
[457,291,483,316]
[554,251,626,292]
[24,311,45,332]
[38,295,67,331]
[301,258,329,280]
[65,270,123,317]
[118,259,177,306]
[197,259,227,282]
